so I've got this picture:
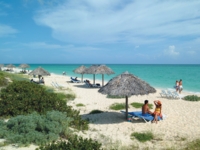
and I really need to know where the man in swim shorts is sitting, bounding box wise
[142,100,153,115]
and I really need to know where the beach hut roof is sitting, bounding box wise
[28,67,50,76]
[19,64,30,69]
[98,71,156,96]
[6,64,15,68]
[84,65,114,75]
[73,65,87,74]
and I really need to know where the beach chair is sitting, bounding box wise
[84,80,101,88]
[71,77,81,83]
[171,91,184,99]
[120,111,162,123]
[160,90,168,98]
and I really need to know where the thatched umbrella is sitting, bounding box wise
[29,67,50,80]
[6,64,15,68]
[73,65,87,82]
[85,65,114,86]
[19,64,30,70]
[98,71,156,120]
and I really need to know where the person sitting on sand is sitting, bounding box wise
[142,100,153,115]
[40,77,45,84]
[152,100,162,124]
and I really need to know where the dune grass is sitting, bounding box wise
[76,103,85,107]
[131,131,154,142]
[130,102,153,109]
[109,103,128,110]
[89,110,104,114]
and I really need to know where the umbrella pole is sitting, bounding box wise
[93,74,95,84]
[102,74,104,86]
[81,74,83,83]
[126,96,128,120]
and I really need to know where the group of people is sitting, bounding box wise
[30,77,45,84]
[174,79,183,93]
[142,100,162,124]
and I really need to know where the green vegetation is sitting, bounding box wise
[107,95,126,99]
[0,111,72,146]
[89,110,104,114]
[131,131,154,142]
[76,103,85,107]
[109,103,127,110]
[37,135,102,150]
[183,139,200,150]
[0,72,8,86]
[183,95,200,101]
[0,71,29,82]
[130,102,153,109]
[0,80,88,130]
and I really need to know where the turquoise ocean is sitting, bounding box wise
[13,64,200,94]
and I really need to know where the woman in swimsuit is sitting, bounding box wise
[152,100,162,124]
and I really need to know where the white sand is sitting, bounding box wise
[1,71,200,150]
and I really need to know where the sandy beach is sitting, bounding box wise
[1,72,200,150]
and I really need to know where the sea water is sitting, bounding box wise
[13,64,200,94]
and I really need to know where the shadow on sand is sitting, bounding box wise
[81,111,146,124]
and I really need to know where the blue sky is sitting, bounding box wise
[0,0,200,64]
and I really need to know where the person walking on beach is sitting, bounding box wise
[175,80,179,92]
[179,79,183,93]
[142,100,153,115]
[152,100,162,124]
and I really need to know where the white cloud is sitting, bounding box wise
[22,42,63,49]
[34,0,200,45]
[0,24,18,37]
[165,45,179,56]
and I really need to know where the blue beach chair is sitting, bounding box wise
[120,110,162,123]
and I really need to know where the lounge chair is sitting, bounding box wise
[71,77,81,83]
[171,91,184,99]
[160,90,168,98]
[120,110,162,123]
[84,80,101,88]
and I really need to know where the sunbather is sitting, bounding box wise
[142,100,153,115]
[152,100,162,124]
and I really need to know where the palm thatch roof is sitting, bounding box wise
[84,65,115,86]
[6,64,15,68]
[98,71,156,120]
[19,64,30,69]
[28,67,50,76]
[73,65,87,82]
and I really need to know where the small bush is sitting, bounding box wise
[184,139,200,150]
[0,76,8,86]
[89,110,104,114]
[37,135,102,150]
[131,132,153,142]
[0,111,72,146]
[0,81,88,130]
[109,103,128,110]
[76,103,85,107]
[183,95,200,101]
[130,102,153,109]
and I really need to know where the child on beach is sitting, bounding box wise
[152,100,162,124]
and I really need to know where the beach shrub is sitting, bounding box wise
[183,139,200,150]
[76,103,85,107]
[109,103,128,110]
[89,110,104,114]
[0,111,72,146]
[0,75,8,86]
[131,131,154,142]
[37,135,102,150]
[130,102,153,109]
[183,95,200,101]
[0,81,88,130]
